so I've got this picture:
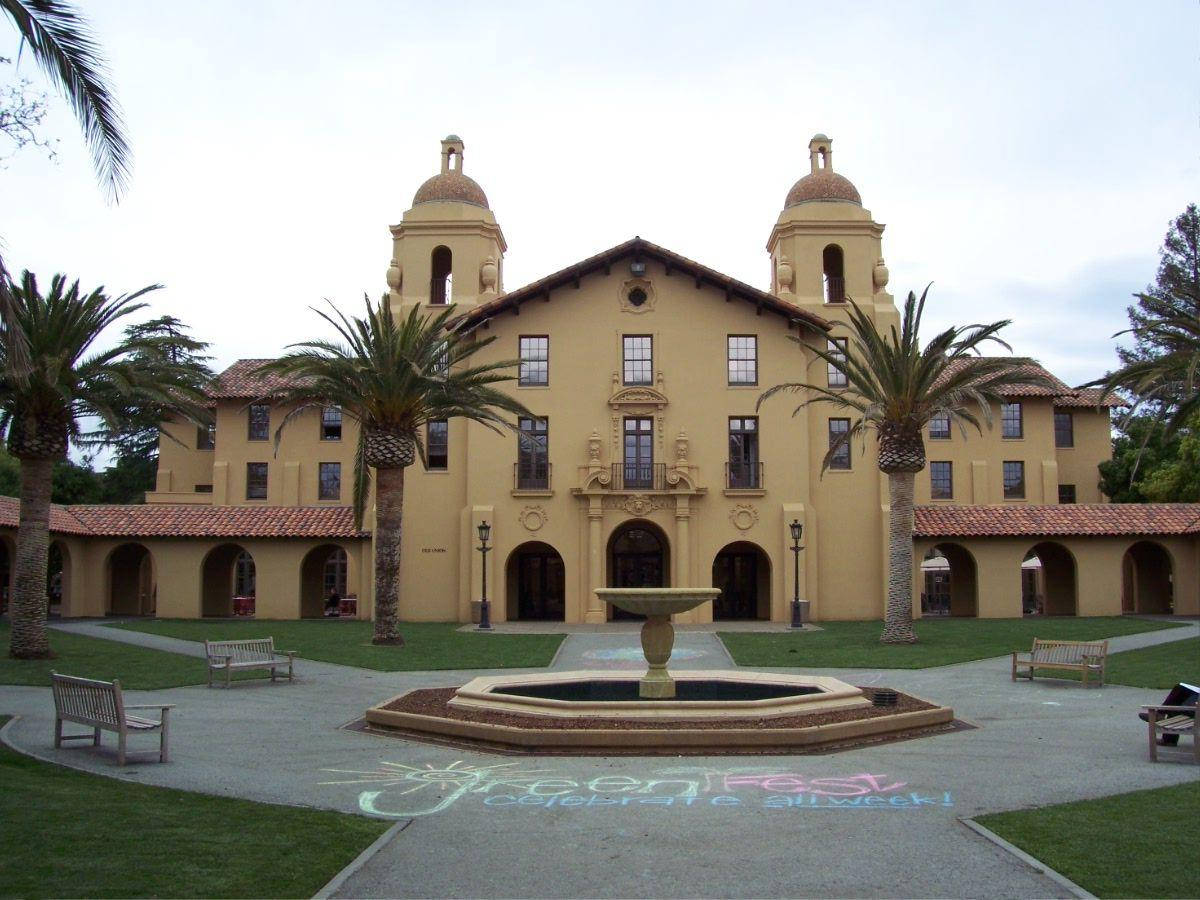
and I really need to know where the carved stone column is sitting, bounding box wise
[674,496,691,589]
[585,497,605,624]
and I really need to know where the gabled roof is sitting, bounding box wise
[209,359,306,400]
[457,237,831,333]
[1054,388,1122,409]
[915,504,1200,538]
[936,358,1076,398]
[0,496,368,539]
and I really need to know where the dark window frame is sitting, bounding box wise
[622,335,653,386]
[929,412,951,440]
[726,335,758,385]
[247,404,270,442]
[246,462,268,500]
[728,416,760,488]
[196,423,215,450]
[519,335,549,386]
[930,461,953,500]
[517,416,549,489]
[1054,411,1074,448]
[623,416,654,486]
[321,406,343,441]
[318,461,341,500]
[827,337,848,388]
[1002,460,1025,499]
[1001,401,1023,439]
[828,418,851,470]
[1058,484,1077,504]
[426,420,448,471]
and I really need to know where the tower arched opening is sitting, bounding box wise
[1121,541,1173,615]
[202,543,255,617]
[107,542,156,616]
[301,544,349,618]
[823,244,845,302]
[921,544,977,617]
[431,245,453,305]
[1022,543,1077,616]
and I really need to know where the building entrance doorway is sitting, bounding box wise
[506,543,565,621]
[607,522,668,620]
[712,542,770,620]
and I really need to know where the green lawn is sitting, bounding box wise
[0,623,207,689]
[115,619,564,671]
[719,617,1186,669]
[977,782,1200,899]
[0,716,387,898]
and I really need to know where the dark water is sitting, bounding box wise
[494,680,821,702]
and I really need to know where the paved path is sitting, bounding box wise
[1,620,1196,899]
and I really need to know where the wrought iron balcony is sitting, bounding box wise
[513,461,551,491]
[606,462,666,491]
[725,461,763,490]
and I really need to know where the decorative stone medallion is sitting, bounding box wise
[729,503,759,531]
[619,277,656,313]
[518,505,548,532]
[601,493,666,516]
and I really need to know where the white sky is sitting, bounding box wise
[2,0,1197,392]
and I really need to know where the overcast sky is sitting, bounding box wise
[2,0,1197,391]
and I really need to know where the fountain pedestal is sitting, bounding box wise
[594,588,721,698]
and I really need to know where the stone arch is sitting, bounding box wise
[202,543,255,617]
[504,541,565,621]
[300,544,349,618]
[431,245,452,304]
[921,543,977,617]
[822,244,845,302]
[1122,541,1174,615]
[1022,542,1077,616]
[607,520,670,620]
[712,541,771,621]
[48,540,72,617]
[106,543,156,616]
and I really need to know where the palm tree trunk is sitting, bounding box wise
[372,464,406,646]
[882,470,918,644]
[10,456,54,659]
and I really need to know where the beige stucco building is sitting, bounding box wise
[3,135,1197,622]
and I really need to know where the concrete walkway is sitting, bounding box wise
[1,619,1196,899]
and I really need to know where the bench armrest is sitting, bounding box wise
[125,704,176,711]
[1011,650,1032,661]
[275,651,298,659]
[1081,654,1104,665]
[1142,705,1197,714]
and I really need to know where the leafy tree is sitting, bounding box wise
[1090,205,1200,434]
[1,56,57,164]
[1138,417,1200,502]
[0,272,210,659]
[759,289,1051,644]
[256,299,532,646]
[1097,414,1184,503]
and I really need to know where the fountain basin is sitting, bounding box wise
[447,670,870,720]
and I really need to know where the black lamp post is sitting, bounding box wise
[477,520,492,631]
[789,519,806,628]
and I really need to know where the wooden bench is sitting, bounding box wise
[51,673,172,766]
[1011,639,1108,687]
[204,637,296,688]
[1142,705,1198,763]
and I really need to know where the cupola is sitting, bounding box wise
[783,135,862,207]
[411,135,491,208]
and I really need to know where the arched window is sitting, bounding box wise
[822,244,845,302]
[430,246,452,304]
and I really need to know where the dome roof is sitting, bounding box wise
[785,171,862,207]
[412,171,490,208]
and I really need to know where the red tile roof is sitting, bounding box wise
[0,496,367,539]
[209,359,306,400]
[937,358,1076,398]
[1054,388,1123,409]
[457,237,832,334]
[915,504,1200,538]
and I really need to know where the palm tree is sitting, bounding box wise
[256,298,533,646]
[759,288,1052,644]
[1,0,133,373]
[0,272,211,659]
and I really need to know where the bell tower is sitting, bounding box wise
[767,134,895,329]
[386,136,506,317]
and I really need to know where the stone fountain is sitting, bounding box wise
[593,588,719,698]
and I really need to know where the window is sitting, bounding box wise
[247,404,270,441]
[321,407,343,441]
[1003,461,1025,499]
[930,461,953,500]
[929,412,950,440]
[234,551,256,597]
[823,245,845,302]
[432,340,450,377]
[623,335,652,385]
[1001,402,1023,439]
[426,420,448,470]
[623,417,654,487]
[318,462,341,500]
[828,418,851,470]
[196,423,215,450]
[430,245,452,304]
[517,417,549,489]
[1058,484,1077,504]
[194,484,213,493]
[246,462,268,500]
[519,336,549,386]
[827,338,848,388]
[1054,411,1074,448]
[323,548,348,597]
[727,336,757,385]
[728,417,760,488]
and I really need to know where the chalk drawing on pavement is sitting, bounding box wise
[581,647,705,662]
